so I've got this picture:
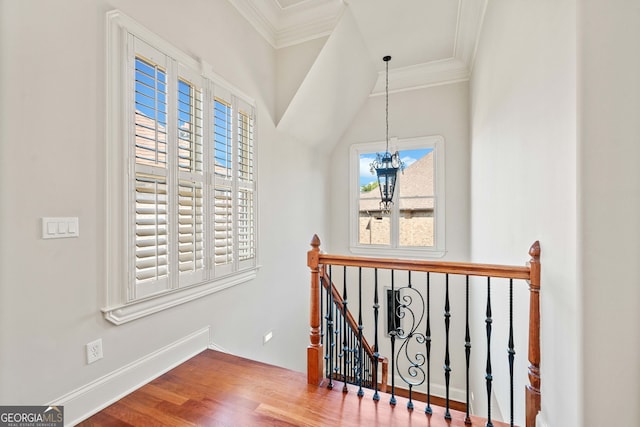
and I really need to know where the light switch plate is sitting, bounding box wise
[42,217,79,239]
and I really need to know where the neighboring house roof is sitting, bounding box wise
[360,151,434,212]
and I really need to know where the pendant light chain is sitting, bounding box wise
[385,57,389,153]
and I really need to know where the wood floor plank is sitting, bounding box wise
[78,350,514,427]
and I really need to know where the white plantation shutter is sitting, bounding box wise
[135,174,168,282]
[177,73,205,286]
[237,189,254,262]
[237,107,254,182]
[212,92,234,275]
[213,98,232,179]
[237,104,255,265]
[132,46,171,298]
[214,188,233,269]
[178,180,204,279]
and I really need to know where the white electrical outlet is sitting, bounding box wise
[263,331,273,344]
[86,339,103,364]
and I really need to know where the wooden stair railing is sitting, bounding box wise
[319,264,389,393]
[307,234,541,427]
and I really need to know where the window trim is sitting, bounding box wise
[349,135,446,258]
[104,10,259,325]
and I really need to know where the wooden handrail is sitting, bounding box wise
[317,253,531,280]
[319,264,389,393]
[307,235,541,426]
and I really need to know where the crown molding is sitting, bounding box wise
[227,0,343,48]
[370,58,470,95]
[226,0,279,46]
[227,0,487,90]
[370,0,487,93]
[455,0,488,72]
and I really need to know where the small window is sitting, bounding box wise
[350,136,445,257]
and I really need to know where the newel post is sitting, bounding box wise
[307,235,323,385]
[526,241,541,427]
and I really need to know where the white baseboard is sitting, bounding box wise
[392,374,466,403]
[50,327,211,427]
[208,342,229,353]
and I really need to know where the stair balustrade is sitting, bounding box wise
[307,235,541,427]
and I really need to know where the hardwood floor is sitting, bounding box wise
[78,350,512,427]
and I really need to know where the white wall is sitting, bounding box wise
[276,36,328,123]
[0,0,328,421]
[578,1,640,426]
[470,1,578,426]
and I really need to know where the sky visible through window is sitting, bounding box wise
[134,60,231,172]
[135,58,166,125]
[359,148,432,187]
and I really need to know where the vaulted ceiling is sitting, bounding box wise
[227,0,487,148]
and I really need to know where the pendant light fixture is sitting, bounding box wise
[370,55,404,213]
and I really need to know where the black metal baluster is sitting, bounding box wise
[465,275,472,425]
[320,273,324,347]
[335,295,341,383]
[358,267,364,397]
[336,290,340,383]
[373,268,381,401]
[444,274,452,420]
[327,266,334,389]
[425,272,432,415]
[342,266,348,393]
[508,278,515,427]
[486,277,494,427]
[390,269,397,406]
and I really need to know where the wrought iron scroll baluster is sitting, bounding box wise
[389,269,397,406]
[465,275,472,425]
[373,268,380,401]
[342,266,348,393]
[358,267,364,397]
[508,278,515,427]
[486,276,494,427]
[444,274,452,420]
[425,272,432,415]
[393,270,426,412]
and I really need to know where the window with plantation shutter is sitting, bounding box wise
[105,10,258,324]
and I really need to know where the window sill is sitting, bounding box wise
[102,267,260,325]
[349,246,446,259]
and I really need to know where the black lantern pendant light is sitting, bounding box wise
[370,55,404,213]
